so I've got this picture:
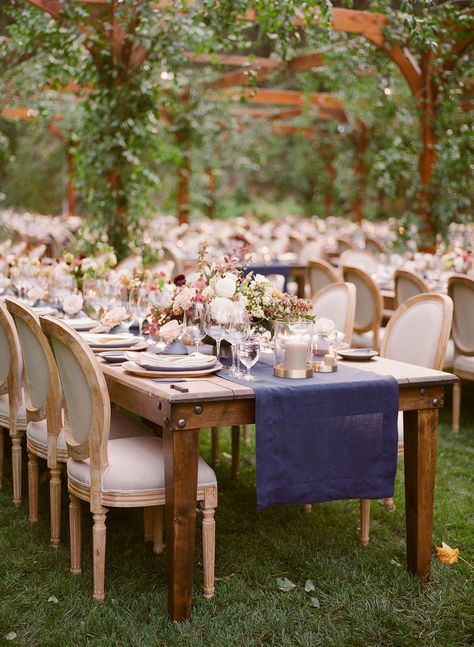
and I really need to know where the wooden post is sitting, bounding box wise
[206,168,217,219]
[177,153,191,225]
[66,148,76,217]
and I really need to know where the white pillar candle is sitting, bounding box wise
[284,340,308,370]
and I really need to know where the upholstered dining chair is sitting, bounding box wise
[307,259,340,300]
[359,293,453,546]
[5,297,67,546]
[342,265,384,351]
[336,236,353,254]
[448,275,474,433]
[365,237,384,255]
[162,245,184,277]
[40,315,218,601]
[312,282,356,347]
[339,249,379,276]
[393,269,429,309]
[0,301,27,507]
[299,240,323,265]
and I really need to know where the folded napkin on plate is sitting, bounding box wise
[82,333,135,344]
[125,351,216,368]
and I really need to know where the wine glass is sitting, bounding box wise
[82,279,104,320]
[129,286,151,337]
[225,307,250,375]
[184,302,206,353]
[239,338,260,381]
[203,304,226,361]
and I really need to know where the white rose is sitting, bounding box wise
[210,296,237,323]
[160,319,183,344]
[253,273,269,283]
[315,317,336,335]
[202,285,215,299]
[63,293,84,316]
[27,286,45,303]
[100,306,128,329]
[215,275,237,298]
[174,286,197,312]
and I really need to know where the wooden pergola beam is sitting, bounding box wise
[204,67,272,90]
[287,52,325,72]
[187,53,282,69]
[0,107,39,120]
[222,88,344,111]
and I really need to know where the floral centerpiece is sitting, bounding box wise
[147,243,315,339]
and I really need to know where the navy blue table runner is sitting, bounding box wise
[244,263,291,292]
[219,360,399,511]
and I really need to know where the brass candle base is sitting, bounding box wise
[313,360,338,373]
[274,363,314,379]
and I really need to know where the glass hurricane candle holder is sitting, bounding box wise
[273,320,313,379]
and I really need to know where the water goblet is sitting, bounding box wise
[239,338,261,381]
[129,286,151,337]
[225,307,250,375]
[203,304,226,361]
[184,302,206,353]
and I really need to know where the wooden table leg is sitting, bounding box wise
[403,408,438,580]
[292,268,306,298]
[163,427,200,621]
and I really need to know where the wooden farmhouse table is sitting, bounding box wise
[101,357,457,622]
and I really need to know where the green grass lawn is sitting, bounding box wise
[1,385,473,647]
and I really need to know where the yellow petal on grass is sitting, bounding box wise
[435,542,459,565]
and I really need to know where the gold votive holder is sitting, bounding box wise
[313,360,338,373]
[274,363,314,379]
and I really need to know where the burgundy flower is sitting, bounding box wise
[173,274,186,286]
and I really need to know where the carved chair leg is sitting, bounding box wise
[231,425,240,480]
[92,509,108,602]
[143,507,153,542]
[452,381,461,433]
[303,504,312,514]
[50,466,62,547]
[69,494,82,574]
[383,497,395,512]
[360,500,370,546]
[152,506,164,555]
[211,428,220,467]
[201,506,216,599]
[0,428,4,489]
[11,435,23,507]
[28,451,39,523]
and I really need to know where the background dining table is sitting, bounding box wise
[100,356,457,622]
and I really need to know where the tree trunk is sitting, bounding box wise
[418,55,438,252]
[206,168,216,219]
[177,153,191,225]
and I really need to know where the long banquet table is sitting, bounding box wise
[101,356,457,622]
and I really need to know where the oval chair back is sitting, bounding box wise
[313,282,356,347]
[380,293,453,370]
[5,298,61,428]
[448,274,474,357]
[307,259,340,299]
[394,269,429,309]
[40,316,111,503]
[339,249,379,276]
[342,265,383,350]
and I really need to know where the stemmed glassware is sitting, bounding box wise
[239,338,261,381]
[225,307,250,375]
[129,286,151,337]
[184,302,206,353]
[203,304,226,361]
[83,279,105,320]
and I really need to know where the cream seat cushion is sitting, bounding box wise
[27,419,67,452]
[0,393,27,428]
[454,354,474,375]
[68,436,216,494]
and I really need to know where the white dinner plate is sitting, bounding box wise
[122,360,223,378]
[337,348,378,361]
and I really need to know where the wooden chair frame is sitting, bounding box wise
[365,237,384,254]
[448,274,474,433]
[0,301,26,506]
[312,281,356,347]
[307,259,341,299]
[360,292,453,545]
[394,269,429,309]
[40,315,217,601]
[5,298,66,546]
[342,265,383,351]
